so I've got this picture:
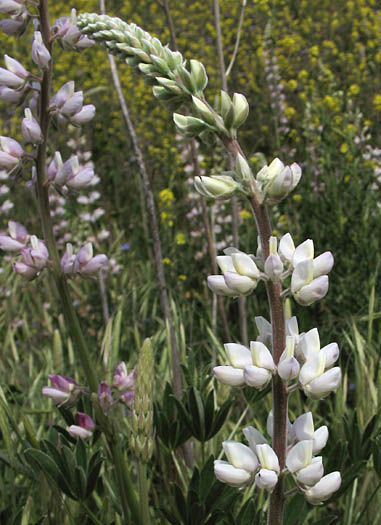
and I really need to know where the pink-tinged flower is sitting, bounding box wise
[66,166,94,189]
[70,104,96,125]
[61,243,76,275]
[74,242,108,277]
[52,9,94,51]
[68,412,94,439]
[42,374,78,405]
[61,90,83,117]
[13,261,39,280]
[4,55,29,81]
[120,390,134,406]
[113,362,136,391]
[0,136,24,171]
[0,16,27,35]
[49,81,75,110]
[0,85,24,103]
[0,0,25,16]
[0,220,28,252]
[20,235,49,271]
[31,32,51,69]
[22,108,43,144]
[98,381,112,413]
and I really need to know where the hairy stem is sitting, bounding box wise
[222,137,287,524]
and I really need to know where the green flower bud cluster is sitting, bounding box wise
[77,13,208,110]
[130,338,154,462]
[217,91,250,137]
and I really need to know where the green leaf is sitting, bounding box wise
[284,493,308,525]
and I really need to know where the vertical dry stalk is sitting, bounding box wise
[98,1,183,403]
[213,0,248,346]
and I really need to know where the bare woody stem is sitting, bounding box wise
[222,137,288,525]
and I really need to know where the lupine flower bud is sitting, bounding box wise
[192,96,217,126]
[13,260,39,279]
[264,253,284,281]
[255,316,272,348]
[235,153,253,183]
[22,108,43,144]
[32,32,51,69]
[213,365,245,386]
[42,374,78,405]
[278,336,300,381]
[312,426,329,454]
[0,54,28,89]
[255,468,278,491]
[61,90,83,117]
[190,59,208,92]
[0,232,25,252]
[304,472,341,504]
[173,113,209,136]
[232,93,249,128]
[256,158,302,204]
[194,174,240,199]
[69,412,95,439]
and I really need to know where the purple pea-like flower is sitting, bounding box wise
[69,412,95,439]
[70,104,96,125]
[98,381,112,413]
[42,374,78,405]
[0,0,25,16]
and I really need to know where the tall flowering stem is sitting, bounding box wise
[78,13,342,524]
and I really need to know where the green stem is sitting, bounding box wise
[111,440,142,524]
[137,460,151,525]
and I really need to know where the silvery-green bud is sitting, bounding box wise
[235,153,253,183]
[156,77,183,95]
[194,174,240,199]
[232,93,249,128]
[176,65,196,93]
[220,90,234,127]
[192,96,216,126]
[173,113,209,136]
[190,59,208,92]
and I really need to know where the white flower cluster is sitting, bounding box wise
[213,316,340,399]
[214,412,341,505]
[207,233,334,307]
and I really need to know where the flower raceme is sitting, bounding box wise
[215,420,341,503]
[213,322,340,399]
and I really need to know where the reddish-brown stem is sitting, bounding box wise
[223,137,288,525]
